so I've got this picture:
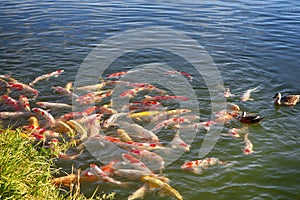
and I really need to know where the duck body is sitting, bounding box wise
[272,92,300,106]
[238,111,263,124]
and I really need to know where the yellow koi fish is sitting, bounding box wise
[141,175,183,200]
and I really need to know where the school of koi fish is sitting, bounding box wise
[0,69,265,200]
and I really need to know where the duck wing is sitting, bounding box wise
[282,95,300,106]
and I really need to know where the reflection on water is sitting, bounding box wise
[1,0,300,199]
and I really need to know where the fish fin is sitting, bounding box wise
[192,167,203,175]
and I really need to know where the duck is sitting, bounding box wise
[272,92,300,106]
[238,111,264,124]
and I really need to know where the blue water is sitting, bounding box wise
[1,0,300,199]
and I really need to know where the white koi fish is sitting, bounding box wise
[29,69,64,86]
[36,101,72,110]
[118,122,159,143]
[240,86,260,101]
[243,133,254,154]
[31,107,56,127]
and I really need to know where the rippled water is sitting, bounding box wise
[1,0,300,199]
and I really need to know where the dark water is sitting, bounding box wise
[1,0,300,199]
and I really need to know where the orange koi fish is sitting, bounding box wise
[1,95,20,111]
[29,69,64,86]
[19,95,31,112]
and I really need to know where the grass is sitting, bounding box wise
[0,127,115,200]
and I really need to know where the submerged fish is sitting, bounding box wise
[240,86,260,101]
[29,69,64,86]
[243,133,254,155]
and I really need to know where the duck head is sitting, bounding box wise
[272,92,281,99]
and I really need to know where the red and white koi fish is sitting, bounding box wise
[181,157,226,174]
[36,101,72,110]
[225,128,241,138]
[7,82,38,96]
[59,111,85,121]
[31,107,56,127]
[107,71,128,78]
[130,149,165,170]
[76,90,110,103]
[1,95,20,111]
[224,88,235,98]
[19,95,31,112]
[23,125,61,140]
[243,133,254,155]
[52,86,78,99]
[121,83,165,98]
[29,69,64,86]
[152,117,191,132]
[240,86,260,101]
[169,133,190,152]
[89,164,128,186]
[121,100,162,112]
[199,120,217,131]
[0,111,31,119]
[101,161,118,176]
[118,122,159,143]
[76,90,112,104]
[122,153,152,173]
[165,70,193,81]
[145,95,189,101]
[104,136,162,151]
